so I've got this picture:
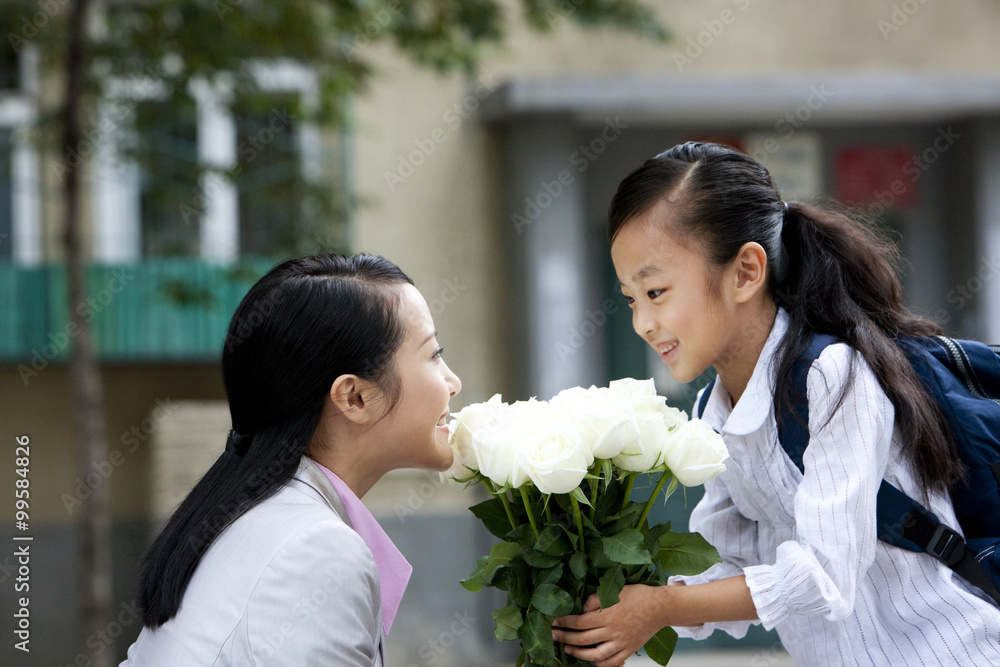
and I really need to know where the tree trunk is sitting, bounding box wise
[63,1,113,665]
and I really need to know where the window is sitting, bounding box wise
[233,98,302,256]
[135,98,200,256]
[0,128,12,260]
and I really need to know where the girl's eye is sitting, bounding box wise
[647,289,664,300]
[432,347,444,360]
[622,295,635,306]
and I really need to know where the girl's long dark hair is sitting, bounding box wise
[136,253,413,628]
[608,142,962,495]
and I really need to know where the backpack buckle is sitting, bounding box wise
[926,525,965,566]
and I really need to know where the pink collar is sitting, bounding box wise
[311,460,412,636]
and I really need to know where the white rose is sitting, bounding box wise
[661,418,729,486]
[607,377,658,399]
[550,386,639,460]
[445,394,504,480]
[475,398,554,488]
[522,419,592,494]
[611,391,687,473]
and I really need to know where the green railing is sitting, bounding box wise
[0,258,276,363]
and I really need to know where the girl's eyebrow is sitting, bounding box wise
[621,264,662,284]
[421,331,438,346]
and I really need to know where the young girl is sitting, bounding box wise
[120,253,461,666]
[551,142,1000,666]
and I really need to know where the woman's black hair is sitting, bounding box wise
[136,252,413,628]
[608,142,962,496]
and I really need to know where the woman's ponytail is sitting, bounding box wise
[136,253,413,627]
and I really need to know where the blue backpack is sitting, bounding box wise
[697,334,1000,607]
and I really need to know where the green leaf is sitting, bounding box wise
[600,458,614,487]
[605,503,645,534]
[569,550,587,580]
[534,525,573,557]
[534,563,564,588]
[492,605,523,642]
[643,626,679,665]
[530,583,575,617]
[597,565,625,609]
[570,485,592,507]
[596,528,652,566]
[519,609,556,662]
[654,531,721,576]
[483,541,524,584]
[469,498,516,539]
[645,520,673,553]
[459,554,488,592]
[522,548,562,568]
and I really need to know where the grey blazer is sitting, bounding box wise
[121,457,386,666]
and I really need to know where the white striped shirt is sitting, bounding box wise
[675,309,1000,665]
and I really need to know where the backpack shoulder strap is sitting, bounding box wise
[778,333,1000,606]
[775,333,840,473]
[695,378,715,419]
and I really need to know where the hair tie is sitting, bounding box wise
[225,429,250,457]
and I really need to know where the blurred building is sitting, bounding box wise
[2,1,1000,665]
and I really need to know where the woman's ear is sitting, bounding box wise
[732,242,768,303]
[329,374,380,425]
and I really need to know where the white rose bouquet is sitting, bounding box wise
[447,379,729,666]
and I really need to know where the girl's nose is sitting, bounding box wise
[633,304,657,340]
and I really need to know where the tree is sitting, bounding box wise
[3,1,665,664]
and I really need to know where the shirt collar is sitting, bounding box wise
[307,459,412,637]
[701,308,788,436]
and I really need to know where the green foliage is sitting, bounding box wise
[464,472,721,666]
[4,0,666,261]
[643,626,679,665]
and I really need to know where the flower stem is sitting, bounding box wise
[588,479,599,521]
[486,480,518,531]
[636,472,672,529]
[621,472,637,511]
[519,485,540,539]
[569,492,586,556]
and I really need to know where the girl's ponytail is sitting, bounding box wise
[608,142,963,496]
[775,202,962,494]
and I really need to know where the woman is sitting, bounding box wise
[121,253,462,666]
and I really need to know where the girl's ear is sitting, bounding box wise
[732,242,768,303]
[329,374,381,425]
